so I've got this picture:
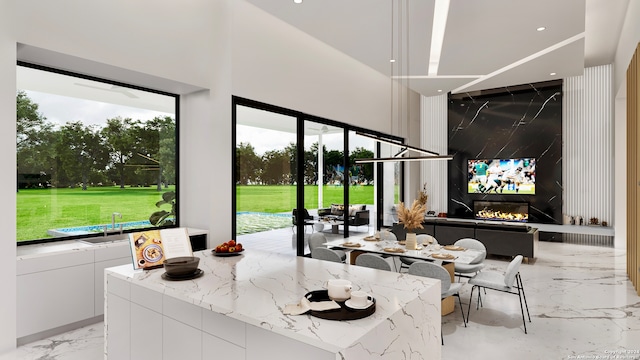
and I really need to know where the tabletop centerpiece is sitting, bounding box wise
[397,199,426,250]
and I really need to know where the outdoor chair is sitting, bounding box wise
[292,208,314,233]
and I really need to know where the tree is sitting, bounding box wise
[236,142,262,185]
[16,91,55,189]
[56,122,108,190]
[262,149,291,185]
[349,147,374,183]
[101,117,139,188]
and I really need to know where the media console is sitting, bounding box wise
[390,217,538,259]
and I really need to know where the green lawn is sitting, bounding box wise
[236,185,374,213]
[16,186,174,242]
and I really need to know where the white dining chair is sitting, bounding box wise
[308,232,346,262]
[399,234,438,271]
[355,253,392,271]
[466,255,531,334]
[453,238,486,280]
[311,247,344,263]
[408,261,466,345]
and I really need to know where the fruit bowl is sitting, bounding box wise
[163,256,200,276]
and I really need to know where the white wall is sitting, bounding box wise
[420,94,448,214]
[0,0,17,353]
[1,0,405,349]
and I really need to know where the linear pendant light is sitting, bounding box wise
[357,1,452,165]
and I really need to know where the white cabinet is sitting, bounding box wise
[106,292,131,360]
[130,303,162,360]
[203,332,245,360]
[17,250,94,338]
[95,244,131,316]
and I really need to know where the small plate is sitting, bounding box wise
[444,245,465,251]
[161,268,204,281]
[212,249,245,257]
[341,242,361,247]
[345,299,374,310]
[363,236,380,241]
[383,247,405,253]
[431,253,456,260]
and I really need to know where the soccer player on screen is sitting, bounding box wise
[484,161,503,193]
[498,166,523,193]
[473,160,489,193]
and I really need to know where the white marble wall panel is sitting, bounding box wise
[563,65,614,225]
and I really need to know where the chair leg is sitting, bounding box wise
[518,273,532,322]
[516,274,530,334]
[467,286,476,324]
[455,294,466,327]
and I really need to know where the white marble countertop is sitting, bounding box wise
[105,249,441,353]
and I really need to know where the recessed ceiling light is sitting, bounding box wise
[550,72,557,76]
[437,89,443,92]
[293,0,302,3]
[537,27,546,32]
[390,59,396,63]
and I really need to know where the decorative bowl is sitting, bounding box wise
[163,256,200,276]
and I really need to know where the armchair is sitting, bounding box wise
[292,208,314,233]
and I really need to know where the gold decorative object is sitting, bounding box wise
[417,183,428,207]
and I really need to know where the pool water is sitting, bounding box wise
[48,220,155,237]
[236,212,291,235]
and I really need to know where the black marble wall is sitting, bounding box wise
[447,80,563,224]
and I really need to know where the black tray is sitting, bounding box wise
[161,268,204,281]
[305,290,375,320]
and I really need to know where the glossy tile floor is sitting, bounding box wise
[2,229,639,360]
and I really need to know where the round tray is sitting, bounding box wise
[304,290,375,321]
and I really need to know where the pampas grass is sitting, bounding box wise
[397,199,426,231]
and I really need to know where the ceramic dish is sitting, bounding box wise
[161,268,204,281]
[431,253,456,260]
[363,236,380,241]
[345,298,374,310]
[341,242,361,247]
[443,245,465,251]
[212,249,245,257]
[383,247,405,253]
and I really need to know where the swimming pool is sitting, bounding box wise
[47,220,156,237]
[236,212,291,235]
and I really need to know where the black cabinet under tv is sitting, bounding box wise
[390,218,538,258]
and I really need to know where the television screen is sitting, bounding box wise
[468,158,536,195]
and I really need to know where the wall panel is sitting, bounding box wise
[627,43,640,295]
[563,65,614,225]
[421,94,448,214]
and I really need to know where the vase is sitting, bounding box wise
[405,232,418,250]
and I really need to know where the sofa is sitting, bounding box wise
[318,204,370,227]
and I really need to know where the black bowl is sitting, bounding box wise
[163,256,200,276]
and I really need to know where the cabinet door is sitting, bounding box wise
[17,263,94,337]
[130,303,162,360]
[95,257,132,316]
[163,316,202,360]
[106,292,130,360]
[203,332,245,360]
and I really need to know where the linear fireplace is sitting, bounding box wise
[474,201,529,223]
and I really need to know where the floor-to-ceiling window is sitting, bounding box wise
[235,105,297,236]
[233,97,403,256]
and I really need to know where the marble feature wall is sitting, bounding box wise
[447,81,563,223]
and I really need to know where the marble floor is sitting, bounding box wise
[2,230,639,360]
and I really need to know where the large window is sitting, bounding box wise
[16,63,178,243]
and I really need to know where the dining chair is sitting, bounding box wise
[466,255,531,334]
[408,261,466,345]
[308,233,346,262]
[399,234,438,271]
[355,253,392,271]
[453,238,486,280]
[311,247,344,263]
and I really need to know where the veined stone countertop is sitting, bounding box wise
[105,248,442,358]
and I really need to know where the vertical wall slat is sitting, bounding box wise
[627,43,640,294]
[564,65,614,226]
[420,94,447,214]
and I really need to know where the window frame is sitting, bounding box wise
[16,61,180,246]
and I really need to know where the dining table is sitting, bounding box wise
[323,235,486,265]
[323,234,486,317]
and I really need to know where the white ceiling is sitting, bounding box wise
[246,0,629,97]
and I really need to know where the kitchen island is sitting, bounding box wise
[105,248,441,360]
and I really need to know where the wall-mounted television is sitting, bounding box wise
[468,158,536,195]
